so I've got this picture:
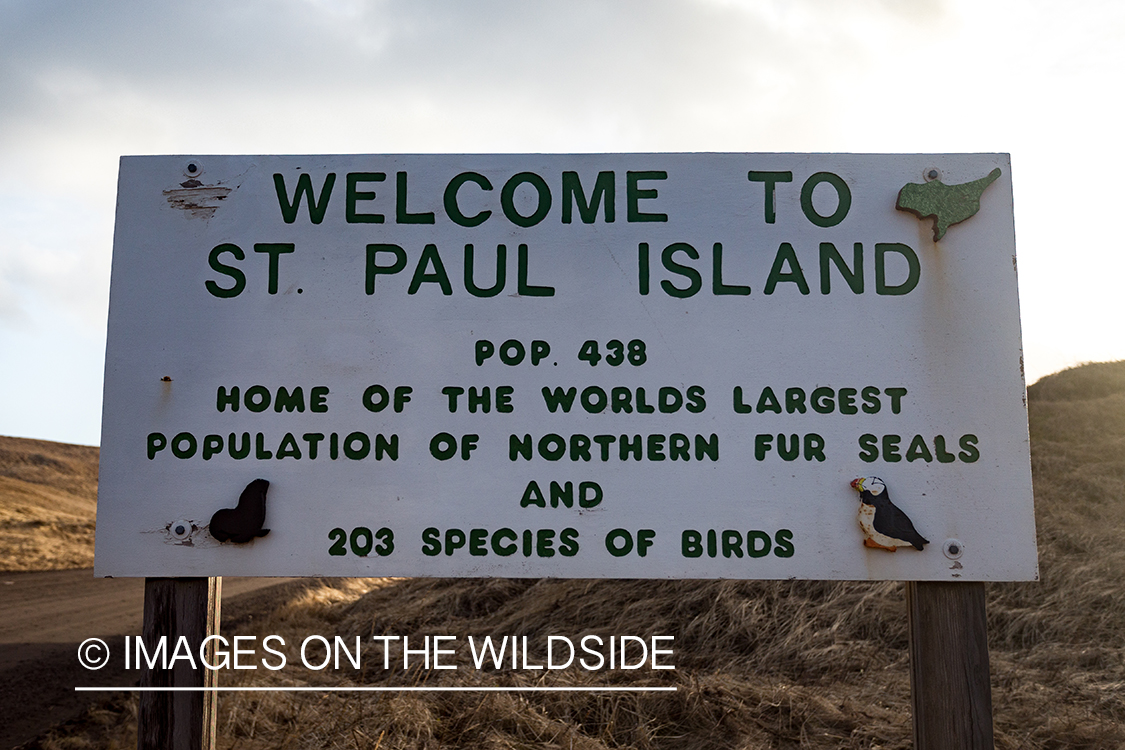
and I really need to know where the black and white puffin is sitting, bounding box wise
[849,476,928,552]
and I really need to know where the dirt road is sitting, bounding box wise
[0,569,295,749]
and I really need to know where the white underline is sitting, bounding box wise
[76,686,676,693]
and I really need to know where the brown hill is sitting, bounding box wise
[22,360,1125,749]
[0,435,99,571]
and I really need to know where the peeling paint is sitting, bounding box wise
[150,519,222,547]
[163,183,232,219]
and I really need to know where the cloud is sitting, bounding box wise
[0,192,111,330]
[0,0,952,161]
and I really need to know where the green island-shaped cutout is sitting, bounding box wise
[896,167,1001,241]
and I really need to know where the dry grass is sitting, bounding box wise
[0,435,98,571]
[20,361,1125,748]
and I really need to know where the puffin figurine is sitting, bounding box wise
[850,476,928,552]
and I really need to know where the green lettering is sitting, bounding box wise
[216,386,239,412]
[819,242,863,294]
[520,481,547,508]
[444,172,492,227]
[638,242,650,295]
[562,171,614,223]
[906,434,933,462]
[365,244,407,295]
[492,528,517,556]
[875,243,920,295]
[408,244,453,295]
[228,433,250,459]
[542,387,577,413]
[147,432,166,460]
[274,173,335,224]
[206,244,246,298]
[785,387,806,414]
[201,434,223,461]
[517,244,554,296]
[764,243,810,295]
[773,529,795,557]
[882,434,902,462]
[756,387,782,414]
[510,434,533,460]
[958,434,980,463]
[171,432,196,459]
[934,435,956,463]
[858,434,878,462]
[733,386,753,414]
[254,243,296,295]
[464,244,506,297]
[746,530,771,558]
[886,387,907,414]
[800,172,850,227]
[421,527,440,556]
[276,433,302,460]
[681,530,702,557]
[660,242,702,298]
[626,171,667,222]
[501,172,551,227]
[695,433,719,461]
[861,386,880,414]
[396,171,434,224]
[274,386,305,413]
[747,171,792,224]
[712,243,750,295]
[345,172,386,224]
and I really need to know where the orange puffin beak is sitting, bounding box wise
[850,477,863,491]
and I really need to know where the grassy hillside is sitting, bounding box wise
[0,435,98,571]
[26,361,1125,749]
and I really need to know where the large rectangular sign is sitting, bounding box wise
[96,153,1036,580]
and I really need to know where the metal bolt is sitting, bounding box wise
[942,538,964,559]
[925,168,941,182]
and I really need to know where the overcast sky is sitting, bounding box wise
[2,0,1122,446]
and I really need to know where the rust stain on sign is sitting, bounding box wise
[163,179,232,219]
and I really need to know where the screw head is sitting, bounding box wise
[170,520,193,540]
[184,161,203,179]
[942,538,964,560]
[925,168,941,182]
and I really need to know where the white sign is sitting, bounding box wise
[96,153,1036,580]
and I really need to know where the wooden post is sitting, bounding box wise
[139,577,221,750]
[907,581,994,750]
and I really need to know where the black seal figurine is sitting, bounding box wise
[210,478,271,543]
